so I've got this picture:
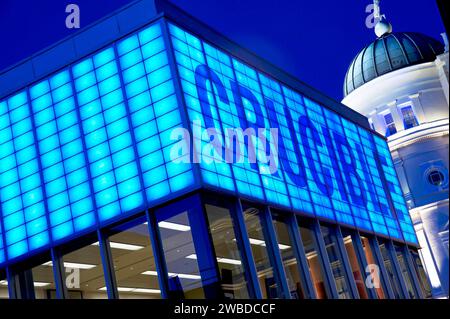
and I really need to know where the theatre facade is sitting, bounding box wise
[0,0,432,299]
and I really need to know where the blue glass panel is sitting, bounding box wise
[50,70,70,89]
[52,84,72,103]
[93,48,115,68]
[52,222,73,241]
[73,212,95,231]
[117,35,139,56]
[139,24,162,44]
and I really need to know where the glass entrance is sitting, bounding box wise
[154,194,250,299]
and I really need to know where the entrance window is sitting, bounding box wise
[341,231,370,298]
[156,208,205,299]
[204,204,249,299]
[241,206,281,299]
[62,243,107,299]
[320,225,352,299]
[32,261,56,299]
[272,213,305,299]
[394,245,418,299]
[297,219,329,299]
[108,217,161,298]
[378,242,403,298]
[155,196,249,299]
[360,236,386,299]
[0,271,8,299]
[409,249,432,298]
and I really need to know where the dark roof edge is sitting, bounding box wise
[0,0,153,76]
[0,0,160,99]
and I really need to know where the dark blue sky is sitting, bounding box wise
[0,0,444,100]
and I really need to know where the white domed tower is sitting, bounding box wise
[342,1,449,298]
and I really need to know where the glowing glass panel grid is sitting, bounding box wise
[168,22,416,243]
[170,27,237,194]
[340,117,391,234]
[279,88,314,215]
[0,18,418,267]
[294,95,352,224]
[274,84,338,221]
[116,23,194,203]
[170,24,289,205]
[30,70,96,242]
[200,43,249,194]
[232,61,289,207]
[356,126,392,236]
[0,21,196,265]
[0,93,49,260]
[73,47,145,222]
[373,136,417,244]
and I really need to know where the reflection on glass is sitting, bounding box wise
[379,242,403,299]
[109,220,161,299]
[298,220,328,299]
[320,225,351,299]
[360,236,385,299]
[272,214,305,299]
[409,249,432,298]
[62,244,107,299]
[205,204,249,299]
[394,245,417,299]
[32,261,56,299]
[241,207,280,299]
[0,273,8,299]
[157,210,205,299]
[342,232,369,299]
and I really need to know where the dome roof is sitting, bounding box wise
[344,32,445,96]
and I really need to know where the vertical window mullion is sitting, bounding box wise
[402,245,425,298]
[261,207,291,299]
[370,237,396,298]
[286,214,317,299]
[145,209,170,299]
[311,220,339,298]
[50,248,68,299]
[96,229,119,299]
[386,240,410,298]
[234,199,263,299]
[335,226,360,298]
[352,231,379,299]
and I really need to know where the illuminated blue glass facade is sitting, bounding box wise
[167,23,416,243]
[0,21,196,264]
[0,17,416,270]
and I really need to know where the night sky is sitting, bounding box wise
[0,0,445,101]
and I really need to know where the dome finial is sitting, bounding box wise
[373,0,392,37]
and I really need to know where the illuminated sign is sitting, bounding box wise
[0,20,416,266]
[167,23,416,244]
